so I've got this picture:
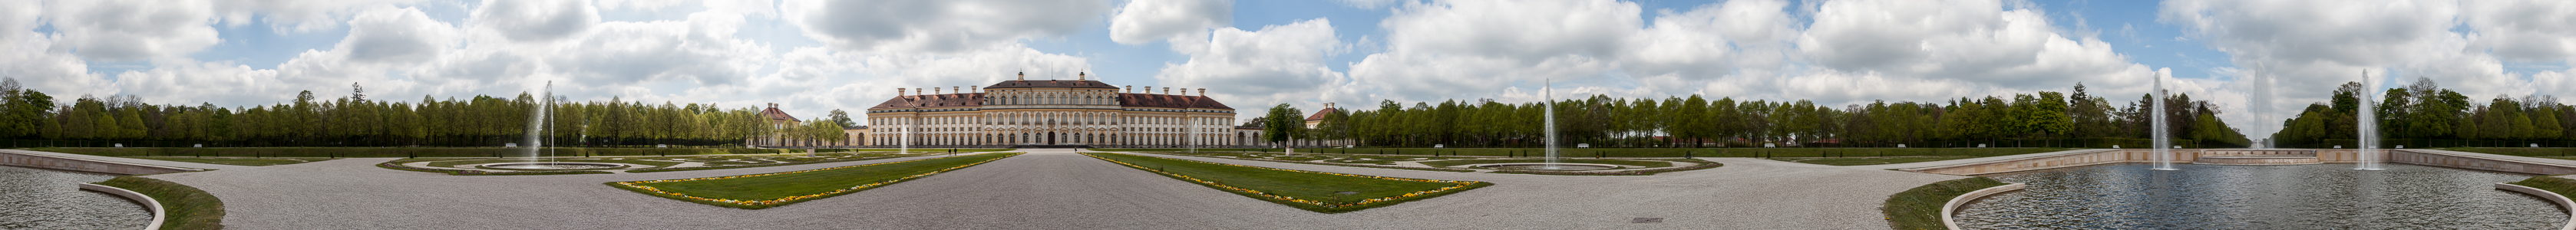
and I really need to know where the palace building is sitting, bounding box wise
[859,72,1266,148]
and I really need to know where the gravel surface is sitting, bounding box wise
[22,148,1980,229]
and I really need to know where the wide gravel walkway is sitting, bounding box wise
[31,149,1986,229]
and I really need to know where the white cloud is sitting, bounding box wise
[341,6,458,64]
[780,0,1111,53]
[1348,0,1637,101]
[1154,18,1346,113]
[2463,0,2576,61]
[1108,0,1230,48]
[0,0,94,95]
[212,0,433,34]
[45,0,222,61]
[1621,0,1797,94]
[1798,0,2147,93]
[471,0,600,42]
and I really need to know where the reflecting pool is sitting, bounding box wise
[0,166,148,229]
[1957,163,2565,229]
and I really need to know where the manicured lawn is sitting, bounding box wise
[424,159,685,168]
[94,176,226,229]
[1775,156,1984,166]
[1883,177,2008,230]
[2511,176,2576,201]
[124,156,329,166]
[612,153,1019,209]
[1084,152,1488,213]
[1415,159,1674,168]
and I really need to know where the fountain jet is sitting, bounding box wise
[2152,71,2177,170]
[2358,70,2384,170]
[1544,78,1560,169]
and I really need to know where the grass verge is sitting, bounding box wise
[1128,151,1475,172]
[1152,147,2076,158]
[31,147,808,158]
[623,156,907,172]
[1082,152,1490,213]
[1776,156,1986,166]
[2510,176,2576,199]
[1883,177,2009,230]
[92,176,224,230]
[375,159,612,176]
[1488,159,1725,176]
[609,153,1020,209]
[125,156,329,166]
[424,159,685,168]
[1415,159,1674,168]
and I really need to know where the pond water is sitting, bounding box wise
[1957,163,2566,229]
[0,166,149,229]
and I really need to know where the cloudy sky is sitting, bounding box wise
[5,0,2575,139]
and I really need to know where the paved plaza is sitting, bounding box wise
[13,149,2029,229]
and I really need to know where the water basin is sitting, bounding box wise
[1956,163,2564,229]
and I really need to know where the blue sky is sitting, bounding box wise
[7,0,2576,140]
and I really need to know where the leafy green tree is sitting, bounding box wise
[1262,104,1304,144]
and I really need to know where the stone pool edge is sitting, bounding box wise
[2496,182,2576,230]
[1941,182,2025,230]
[79,182,164,230]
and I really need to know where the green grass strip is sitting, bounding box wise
[126,156,329,166]
[1776,156,1985,166]
[609,153,1021,209]
[2510,176,2576,200]
[1882,177,2008,230]
[1130,152,1477,172]
[623,156,905,172]
[1415,159,1675,168]
[1082,152,1491,213]
[93,176,225,230]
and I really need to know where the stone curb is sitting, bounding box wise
[2495,182,2576,230]
[81,183,164,230]
[1940,182,2023,230]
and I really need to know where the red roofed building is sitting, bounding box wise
[858,72,1248,148]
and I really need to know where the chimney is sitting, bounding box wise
[953,87,959,94]
[1162,87,1170,95]
[1197,88,1205,97]
[1125,86,1131,93]
[935,87,943,94]
[897,88,906,96]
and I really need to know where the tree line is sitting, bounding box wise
[1257,83,2251,148]
[2273,78,2574,147]
[0,78,857,148]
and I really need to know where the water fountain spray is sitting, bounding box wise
[1544,78,1560,169]
[2152,71,2177,170]
[2358,70,2384,170]
[524,81,551,163]
[2251,64,2274,149]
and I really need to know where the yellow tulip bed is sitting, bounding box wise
[1082,152,1491,213]
[608,153,1022,209]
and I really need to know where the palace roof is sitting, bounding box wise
[1118,93,1232,110]
[758,105,800,122]
[867,93,987,110]
[982,80,1121,89]
[1304,107,1339,121]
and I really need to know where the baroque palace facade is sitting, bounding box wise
[860,72,1267,147]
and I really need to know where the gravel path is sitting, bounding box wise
[21,148,1981,229]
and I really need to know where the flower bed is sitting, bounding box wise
[374,160,612,176]
[1131,152,1477,172]
[609,153,1020,209]
[623,156,903,172]
[1082,152,1491,213]
[1488,159,1724,176]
